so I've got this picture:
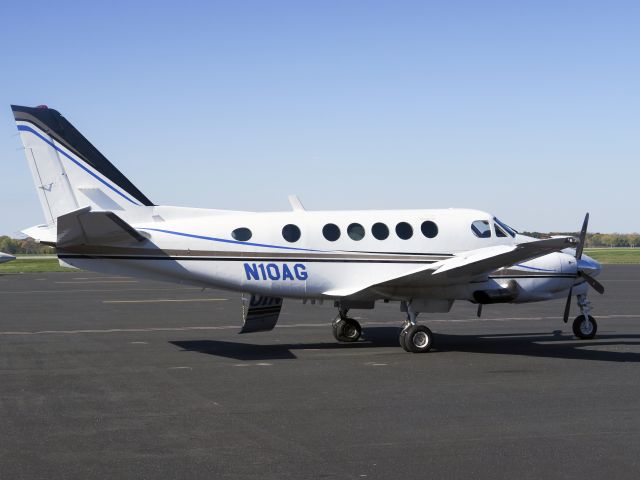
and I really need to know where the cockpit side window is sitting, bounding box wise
[471,220,491,238]
[494,224,508,237]
[493,217,516,237]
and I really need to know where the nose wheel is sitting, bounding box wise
[571,294,598,340]
[572,314,597,340]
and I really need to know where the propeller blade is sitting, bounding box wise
[580,271,605,294]
[575,212,589,260]
[563,287,572,323]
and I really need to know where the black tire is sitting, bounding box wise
[572,315,597,340]
[402,325,433,353]
[333,318,362,342]
[399,327,411,352]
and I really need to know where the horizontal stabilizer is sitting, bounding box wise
[57,207,146,248]
[22,224,56,244]
[0,252,16,264]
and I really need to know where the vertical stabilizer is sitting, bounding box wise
[12,105,153,225]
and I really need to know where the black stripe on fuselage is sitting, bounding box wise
[58,255,577,279]
[343,250,454,257]
[489,275,575,279]
[58,254,438,264]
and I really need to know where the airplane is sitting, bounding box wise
[0,252,16,264]
[10,104,605,352]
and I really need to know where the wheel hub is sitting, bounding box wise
[413,331,429,348]
[580,319,593,335]
[344,325,357,339]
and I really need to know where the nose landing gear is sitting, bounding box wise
[572,294,598,340]
[561,213,604,340]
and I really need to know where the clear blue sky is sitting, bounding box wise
[1,0,638,235]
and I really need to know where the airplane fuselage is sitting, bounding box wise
[57,206,590,306]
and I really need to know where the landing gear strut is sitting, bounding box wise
[572,294,597,340]
[332,307,362,342]
[399,301,433,353]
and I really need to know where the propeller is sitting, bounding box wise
[563,213,605,323]
[580,271,605,295]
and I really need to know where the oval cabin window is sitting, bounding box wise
[395,222,413,240]
[322,223,341,242]
[232,227,252,241]
[347,223,365,241]
[372,222,389,240]
[421,221,438,238]
[282,224,301,243]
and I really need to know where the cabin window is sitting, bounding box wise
[231,227,252,242]
[494,217,516,237]
[395,222,413,240]
[421,221,438,238]
[322,223,340,242]
[282,224,301,242]
[372,222,389,240]
[471,220,491,238]
[347,223,365,241]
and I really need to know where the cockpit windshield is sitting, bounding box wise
[493,217,517,238]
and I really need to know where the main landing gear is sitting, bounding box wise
[331,302,434,352]
[399,302,433,353]
[332,307,362,342]
[572,294,597,340]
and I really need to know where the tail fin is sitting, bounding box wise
[11,105,153,226]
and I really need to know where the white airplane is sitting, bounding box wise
[11,104,605,352]
[0,252,16,264]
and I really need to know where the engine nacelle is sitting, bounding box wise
[473,280,519,304]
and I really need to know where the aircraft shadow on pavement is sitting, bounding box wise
[170,332,399,361]
[171,326,640,362]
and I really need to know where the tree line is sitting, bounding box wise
[0,236,55,254]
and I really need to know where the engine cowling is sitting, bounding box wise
[473,280,519,304]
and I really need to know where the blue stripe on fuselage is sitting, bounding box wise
[514,263,555,272]
[16,124,141,206]
[139,227,322,252]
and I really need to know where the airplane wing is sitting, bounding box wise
[324,237,576,298]
[56,207,145,248]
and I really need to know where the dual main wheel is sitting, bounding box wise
[332,318,434,353]
[332,318,362,342]
[399,324,433,353]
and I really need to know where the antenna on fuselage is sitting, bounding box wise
[288,195,306,212]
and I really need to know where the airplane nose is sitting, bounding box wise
[578,254,601,277]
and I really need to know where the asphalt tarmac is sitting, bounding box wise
[1,265,639,479]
